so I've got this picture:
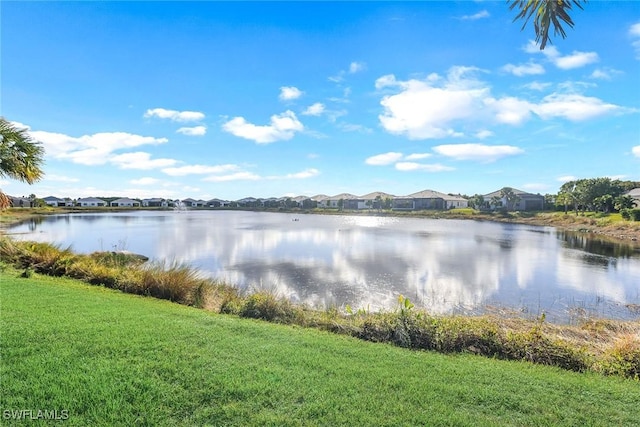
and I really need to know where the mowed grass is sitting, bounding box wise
[1,272,639,427]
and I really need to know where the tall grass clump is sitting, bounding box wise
[235,291,305,324]
[596,334,640,379]
[138,261,210,306]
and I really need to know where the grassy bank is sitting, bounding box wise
[1,237,639,380]
[2,271,639,426]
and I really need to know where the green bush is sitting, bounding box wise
[596,335,640,379]
[621,208,640,221]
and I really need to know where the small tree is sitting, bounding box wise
[0,118,45,209]
[500,187,521,211]
[490,196,502,210]
[615,195,635,212]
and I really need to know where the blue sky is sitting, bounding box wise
[2,1,639,201]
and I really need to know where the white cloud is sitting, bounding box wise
[281,168,320,179]
[338,123,373,134]
[522,183,549,192]
[109,152,178,170]
[533,93,621,121]
[553,51,599,70]
[130,177,160,185]
[524,41,599,69]
[633,146,640,158]
[589,67,621,80]
[557,175,577,183]
[377,67,489,139]
[203,172,261,182]
[144,108,205,122]
[475,130,494,139]
[608,174,627,181]
[502,62,545,76]
[365,152,404,166]
[176,126,207,136]
[404,153,432,161]
[279,86,303,101]
[162,164,240,176]
[395,162,454,172]
[376,67,626,139]
[460,10,490,20]
[45,174,79,183]
[484,96,533,125]
[433,143,524,162]
[202,168,319,182]
[630,22,640,59]
[29,130,168,165]
[523,81,552,91]
[302,103,326,116]
[349,61,366,73]
[222,110,304,144]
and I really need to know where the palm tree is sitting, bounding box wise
[508,0,586,50]
[0,118,45,209]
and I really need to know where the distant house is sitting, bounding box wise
[443,194,468,209]
[312,194,330,208]
[142,198,167,207]
[236,197,262,208]
[111,198,140,207]
[42,196,74,207]
[483,188,544,211]
[626,188,640,208]
[43,196,64,207]
[8,195,32,208]
[360,192,395,210]
[324,193,359,209]
[77,197,107,207]
[182,198,206,208]
[207,198,229,208]
[394,189,445,210]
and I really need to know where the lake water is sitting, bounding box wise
[7,210,640,322]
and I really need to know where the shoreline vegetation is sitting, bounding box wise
[4,274,639,426]
[0,233,638,380]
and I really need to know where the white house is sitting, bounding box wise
[111,198,140,207]
[42,196,65,207]
[141,198,167,207]
[77,197,107,207]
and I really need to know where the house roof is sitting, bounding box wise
[626,188,640,198]
[112,198,138,203]
[327,193,359,200]
[360,191,395,200]
[77,197,106,203]
[406,189,449,199]
[310,194,329,201]
[483,188,543,198]
[43,196,64,202]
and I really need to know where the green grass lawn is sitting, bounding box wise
[1,270,639,426]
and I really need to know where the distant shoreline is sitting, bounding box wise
[2,206,639,245]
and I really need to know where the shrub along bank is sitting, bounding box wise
[0,236,638,379]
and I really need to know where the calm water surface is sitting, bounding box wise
[8,210,640,321]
